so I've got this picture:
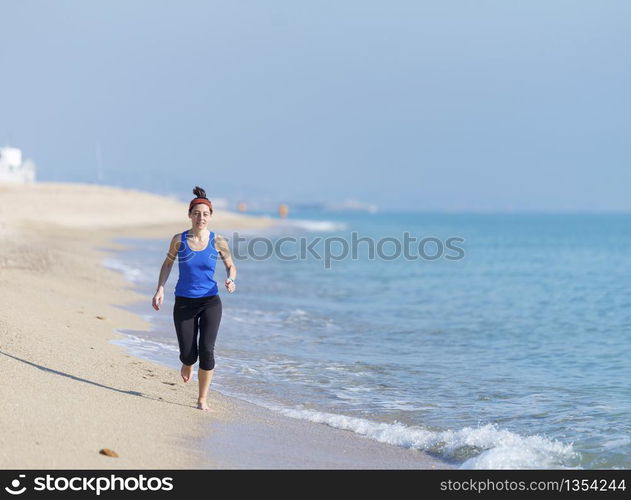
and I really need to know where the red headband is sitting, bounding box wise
[189,198,213,213]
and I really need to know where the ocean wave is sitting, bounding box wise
[270,406,578,469]
[226,307,337,330]
[101,258,144,283]
[276,219,348,232]
[111,332,179,358]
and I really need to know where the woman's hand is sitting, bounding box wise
[225,278,236,294]
[152,288,164,310]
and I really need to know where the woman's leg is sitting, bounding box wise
[173,299,200,383]
[196,295,222,410]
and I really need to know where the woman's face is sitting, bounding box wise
[189,204,211,230]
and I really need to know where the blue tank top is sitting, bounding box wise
[174,229,219,298]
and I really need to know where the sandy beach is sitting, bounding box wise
[0,182,451,469]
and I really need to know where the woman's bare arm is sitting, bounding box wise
[215,234,237,292]
[156,234,181,292]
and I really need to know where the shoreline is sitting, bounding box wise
[0,182,452,469]
[99,227,455,469]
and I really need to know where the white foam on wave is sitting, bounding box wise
[269,406,579,469]
[111,332,179,357]
[227,307,329,329]
[289,308,308,316]
[602,436,631,450]
[277,219,348,232]
[225,308,280,324]
[102,258,144,283]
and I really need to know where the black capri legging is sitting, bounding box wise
[173,294,222,370]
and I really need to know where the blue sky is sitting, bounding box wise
[2,1,630,211]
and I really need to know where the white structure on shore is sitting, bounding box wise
[0,146,37,184]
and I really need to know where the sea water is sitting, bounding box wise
[106,212,631,469]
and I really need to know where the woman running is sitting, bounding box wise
[151,186,237,411]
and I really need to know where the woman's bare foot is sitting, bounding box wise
[181,364,193,383]
[196,400,209,411]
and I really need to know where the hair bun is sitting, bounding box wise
[192,186,207,199]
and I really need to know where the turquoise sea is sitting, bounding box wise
[106,212,631,469]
